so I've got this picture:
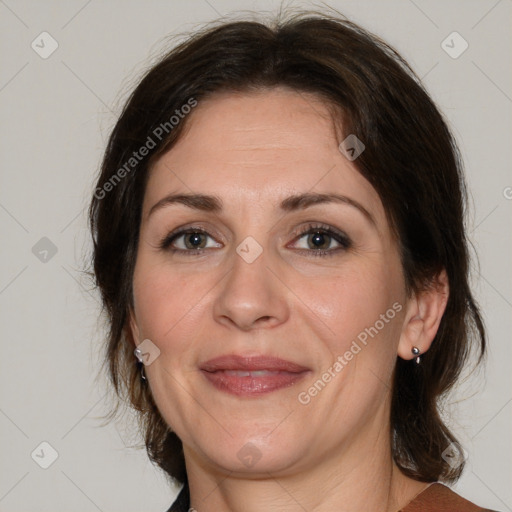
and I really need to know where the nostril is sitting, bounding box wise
[256,315,272,324]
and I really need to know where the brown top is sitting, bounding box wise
[400,482,499,511]
[166,481,499,511]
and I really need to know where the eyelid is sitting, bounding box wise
[287,222,352,253]
[158,224,222,251]
[290,222,350,243]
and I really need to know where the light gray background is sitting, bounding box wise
[0,1,510,511]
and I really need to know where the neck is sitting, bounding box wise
[184,419,428,512]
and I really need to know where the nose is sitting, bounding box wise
[212,244,289,331]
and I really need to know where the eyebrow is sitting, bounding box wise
[147,192,376,225]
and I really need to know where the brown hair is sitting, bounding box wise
[89,10,485,485]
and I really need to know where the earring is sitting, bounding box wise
[411,346,421,364]
[134,347,147,383]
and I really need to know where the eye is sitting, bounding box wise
[159,227,222,254]
[290,223,351,257]
[159,223,351,257]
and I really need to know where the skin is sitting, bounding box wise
[129,87,449,512]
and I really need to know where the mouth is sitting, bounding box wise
[200,354,310,397]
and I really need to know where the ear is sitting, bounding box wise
[128,307,141,347]
[397,269,449,361]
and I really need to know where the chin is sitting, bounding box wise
[189,426,307,476]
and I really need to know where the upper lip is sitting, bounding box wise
[200,354,310,373]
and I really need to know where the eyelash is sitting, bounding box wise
[158,222,352,257]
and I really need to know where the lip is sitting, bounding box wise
[200,354,310,397]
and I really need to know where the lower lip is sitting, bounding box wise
[201,370,309,396]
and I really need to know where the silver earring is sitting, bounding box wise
[411,346,421,364]
[134,347,147,382]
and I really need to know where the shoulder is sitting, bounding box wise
[401,482,500,512]
[166,481,500,512]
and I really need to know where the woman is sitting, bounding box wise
[89,10,497,512]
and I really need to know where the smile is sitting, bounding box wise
[200,355,310,397]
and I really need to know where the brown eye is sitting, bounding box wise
[182,232,207,249]
[307,231,332,250]
[159,228,222,253]
[290,223,351,257]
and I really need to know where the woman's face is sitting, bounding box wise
[130,87,410,476]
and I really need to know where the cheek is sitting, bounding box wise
[131,257,222,375]
[295,260,403,346]
[132,261,196,342]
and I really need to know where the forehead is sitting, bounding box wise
[143,88,386,228]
